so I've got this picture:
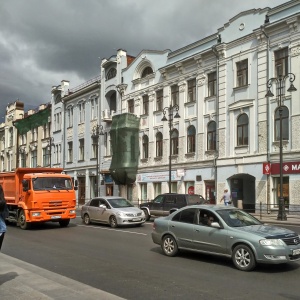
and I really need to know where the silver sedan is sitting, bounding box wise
[152,205,300,271]
[81,197,145,228]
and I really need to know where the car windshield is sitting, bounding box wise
[32,177,73,191]
[107,198,134,208]
[217,209,262,227]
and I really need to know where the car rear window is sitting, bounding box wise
[187,195,203,205]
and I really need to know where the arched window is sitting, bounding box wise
[106,68,117,80]
[275,106,289,141]
[142,135,149,159]
[237,114,248,146]
[187,126,196,153]
[171,129,179,155]
[207,121,216,150]
[156,132,163,157]
[141,66,153,78]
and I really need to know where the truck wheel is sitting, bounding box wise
[142,209,150,221]
[59,219,70,227]
[18,210,29,230]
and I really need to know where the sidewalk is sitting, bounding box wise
[0,253,125,300]
[253,213,300,226]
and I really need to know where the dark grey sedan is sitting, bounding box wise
[81,197,145,228]
[152,205,300,271]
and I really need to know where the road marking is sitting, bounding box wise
[76,224,148,235]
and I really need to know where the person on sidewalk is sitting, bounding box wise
[220,189,232,206]
[0,184,9,251]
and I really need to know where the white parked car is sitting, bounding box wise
[81,196,145,228]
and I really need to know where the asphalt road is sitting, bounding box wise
[2,216,300,300]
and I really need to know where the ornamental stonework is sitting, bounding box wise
[67,127,73,138]
[289,180,300,205]
[258,121,267,153]
[256,180,267,204]
[292,116,300,149]
[218,128,226,157]
[290,46,300,57]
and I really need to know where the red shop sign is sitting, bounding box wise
[263,163,271,175]
[271,161,300,175]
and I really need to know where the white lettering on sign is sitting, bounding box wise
[292,164,300,171]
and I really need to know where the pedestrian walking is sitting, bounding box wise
[220,189,232,206]
[0,184,9,251]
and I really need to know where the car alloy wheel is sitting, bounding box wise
[83,214,90,225]
[162,235,178,257]
[232,244,256,271]
[109,216,118,228]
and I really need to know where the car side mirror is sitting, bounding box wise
[99,204,107,209]
[211,222,221,228]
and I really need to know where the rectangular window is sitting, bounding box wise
[128,99,134,113]
[153,182,162,197]
[31,150,37,167]
[79,139,84,161]
[92,137,98,159]
[208,72,217,97]
[171,85,179,106]
[273,176,289,208]
[91,98,98,120]
[187,79,196,102]
[68,142,73,162]
[275,48,288,77]
[143,95,149,115]
[42,147,50,167]
[141,183,147,201]
[67,107,73,127]
[79,102,85,123]
[236,59,248,87]
[156,90,163,111]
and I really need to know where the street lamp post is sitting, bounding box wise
[265,73,297,220]
[161,104,180,193]
[91,125,104,197]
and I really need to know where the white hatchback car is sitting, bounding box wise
[81,197,145,228]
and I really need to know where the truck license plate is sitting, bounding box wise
[51,216,61,219]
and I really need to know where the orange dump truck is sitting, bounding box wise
[0,168,77,229]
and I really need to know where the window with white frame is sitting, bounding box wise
[275,106,289,141]
[142,95,149,115]
[54,112,61,131]
[9,127,13,147]
[153,182,161,197]
[91,98,98,120]
[171,85,179,106]
[31,128,38,142]
[237,113,248,146]
[141,66,153,78]
[106,68,117,80]
[208,72,217,97]
[156,89,163,111]
[207,121,216,151]
[67,106,73,128]
[156,132,163,157]
[43,147,50,167]
[78,102,85,123]
[187,125,196,153]
[142,135,149,159]
[128,99,134,113]
[31,150,37,167]
[104,132,112,156]
[92,136,98,159]
[275,47,288,77]
[236,59,248,87]
[67,141,73,162]
[171,129,179,155]
[79,138,84,161]
[187,79,196,102]
[140,183,148,201]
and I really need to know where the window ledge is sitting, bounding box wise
[154,156,163,161]
[233,84,250,91]
[184,100,196,105]
[205,95,216,100]
[185,152,195,158]
[272,140,289,146]
[78,160,85,163]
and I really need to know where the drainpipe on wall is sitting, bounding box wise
[212,43,220,203]
[261,26,270,213]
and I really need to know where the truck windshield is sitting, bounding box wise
[32,177,73,191]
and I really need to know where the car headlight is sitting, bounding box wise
[32,212,41,217]
[117,212,126,217]
[259,239,285,246]
[69,210,76,214]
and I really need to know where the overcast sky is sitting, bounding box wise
[0,0,289,122]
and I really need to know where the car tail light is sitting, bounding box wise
[152,222,156,230]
